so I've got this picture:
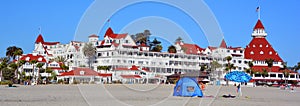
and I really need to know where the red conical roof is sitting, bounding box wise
[244,37,283,62]
[254,19,265,30]
[35,34,44,43]
[104,27,114,37]
[219,39,227,48]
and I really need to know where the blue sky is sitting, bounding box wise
[0,0,299,66]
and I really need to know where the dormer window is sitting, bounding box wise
[260,51,264,54]
[38,57,43,61]
[26,57,30,61]
[80,71,85,75]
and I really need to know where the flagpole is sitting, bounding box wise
[258,0,261,19]
[39,26,42,34]
[258,7,260,19]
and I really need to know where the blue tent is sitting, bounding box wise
[173,77,203,97]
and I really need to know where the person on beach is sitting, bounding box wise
[237,84,242,96]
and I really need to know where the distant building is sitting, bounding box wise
[244,19,298,84]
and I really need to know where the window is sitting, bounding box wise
[260,51,264,54]
[270,74,276,77]
[278,74,283,78]
[290,74,295,78]
[250,51,254,54]
[233,50,236,53]
[253,45,255,47]
[125,40,128,43]
[240,50,243,53]
[259,44,262,47]
[238,60,242,64]
[269,51,272,55]
[254,74,261,77]
[266,45,269,47]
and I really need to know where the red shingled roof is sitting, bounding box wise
[244,37,283,62]
[35,34,59,45]
[35,34,44,43]
[114,65,151,72]
[254,19,265,30]
[19,54,47,62]
[89,34,99,38]
[59,67,111,77]
[43,42,60,45]
[178,42,204,55]
[104,27,127,39]
[219,39,227,48]
[120,75,142,79]
[105,27,114,37]
[252,66,296,73]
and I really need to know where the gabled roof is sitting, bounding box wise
[176,42,205,55]
[104,27,127,39]
[19,54,47,62]
[219,39,227,48]
[244,37,283,62]
[105,27,114,36]
[35,34,59,45]
[35,34,44,43]
[254,19,265,30]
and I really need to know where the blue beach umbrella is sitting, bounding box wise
[225,71,252,83]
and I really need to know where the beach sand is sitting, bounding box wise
[1,84,299,106]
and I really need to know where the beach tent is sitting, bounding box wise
[173,77,203,97]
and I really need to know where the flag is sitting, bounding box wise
[256,6,260,12]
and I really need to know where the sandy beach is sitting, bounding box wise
[1,84,300,106]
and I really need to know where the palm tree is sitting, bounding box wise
[0,57,9,81]
[261,68,268,85]
[167,45,177,53]
[54,56,68,63]
[60,64,69,72]
[225,56,232,72]
[283,70,290,84]
[296,62,300,71]
[151,44,163,52]
[83,43,96,68]
[97,66,110,73]
[36,63,44,85]
[8,63,17,83]
[45,67,53,84]
[29,60,37,84]
[210,61,222,80]
[175,37,183,42]
[6,46,23,60]
[17,60,26,83]
[247,61,254,76]
[265,58,274,73]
